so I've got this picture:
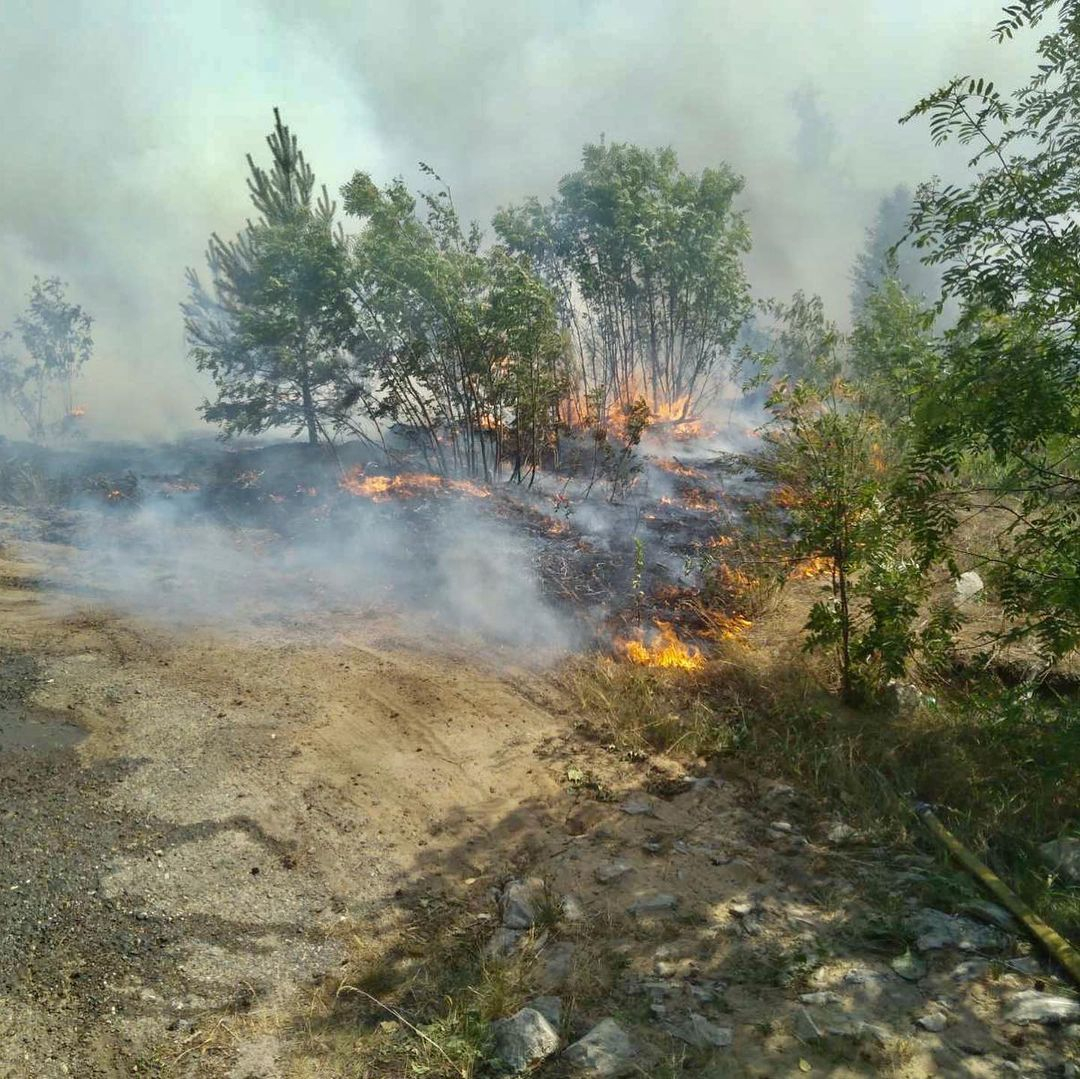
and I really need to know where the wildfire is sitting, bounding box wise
[654,458,705,480]
[67,405,87,418]
[616,620,705,671]
[789,555,833,580]
[339,468,490,502]
[681,487,719,512]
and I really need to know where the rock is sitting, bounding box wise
[619,795,655,817]
[827,822,856,845]
[884,680,926,714]
[530,995,562,1028]
[501,878,543,930]
[890,951,927,982]
[1040,837,1080,885]
[485,927,523,959]
[799,991,841,1006]
[563,1018,633,1077]
[961,899,1019,932]
[769,820,793,833]
[729,901,755,918]
[1004,990,1080,1025]
[1005,955,1043,975]
[826,1019,890,1046]
[561,894,586,924]
[627,893,678,917]
[492,1007,560,1073]
[539,941,576,991]
[916,1011,948,1032]
[906,908,1008,953]
[1064,1023,1080,1039]
[673,1012,733,1049]
[955,570,985,601]
[594,861,633,884]
[951,959,990,982]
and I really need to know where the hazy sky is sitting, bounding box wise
[0,0,1036,438]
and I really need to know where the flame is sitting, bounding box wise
[788,555,833,580]
[681,488,719,511]
[67,405,87,418]
[704,611,753,640]
[616,620,705,671]
[654,458,705,479]
[339,468,490,502]
[771,485,802,509]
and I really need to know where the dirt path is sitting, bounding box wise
[0,530,565,1077]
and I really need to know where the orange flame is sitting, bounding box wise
[67,405,87,418]
[788,555,833,580]
[339,468,490,502]
[616,620,705,671]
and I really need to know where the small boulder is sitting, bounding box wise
[539,941,576,991]
[1004,990,1080,1025]
[594,861,633,885]
[906,908,1007,953]
[673,1013,733,1049]
[530,995,562,1029]
[955,570,985,602]
[492,1007,560,1073]
[915,1011,948,1033]
[627,893,678,917]
[501,878,543,930]
[563,1018,633,1077]
[884,680,926,714]
[561,894,586,923]
[827,822,857,845]
[485,927,523,959]
[1040,837,1080,885]
[620,795,655,817]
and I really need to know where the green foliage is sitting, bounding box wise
[342,169,568,478]
[899,0,1080,657]
[495,141,751,421]
[750,291,844,389]
[0,278,93,441]
[758,380,954,701]
[184,108,353,445]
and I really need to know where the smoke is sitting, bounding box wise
[1,1,1038,440]
[48,489,576,655]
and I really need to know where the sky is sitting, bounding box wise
[0,0,1038,439]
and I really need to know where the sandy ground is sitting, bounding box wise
[0,522,566,1076]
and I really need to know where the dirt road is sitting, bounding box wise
[0,519,565,1076]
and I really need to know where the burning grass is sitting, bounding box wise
[339,468,491,501]
[615,620,705,671]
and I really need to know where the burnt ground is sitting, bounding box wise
[0,441,1076,1077]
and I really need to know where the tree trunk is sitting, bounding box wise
[301,377,318,446]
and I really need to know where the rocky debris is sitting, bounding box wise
[561,894,586,923]
[915,1011,948,1032]
[1040,837,1080,885]
[955,570,985,601]
[485,927,523,959]
[799,991,841,1006]
[1004,990,1080,1025]
[538,941,576,991]
[961,899,1019,932]
[627,893,678,917]
[826,822,856,845]
[530,995,562,1028]
[769,820,793,833]
[889,951,927,982]
[671,1012,732,1049]
[619,795,655,817]
[563,1018,633,1077]
[906,907,1009,953]
[501,878,544,930]
[492,1007,560,1073]
[593,861,633,884]
[884,680,927,714]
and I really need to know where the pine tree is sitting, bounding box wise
[184,109,352,445]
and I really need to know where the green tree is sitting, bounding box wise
[339,169,567,479]
[899,0,1080,656]
[0,277,92,441]
[183,109,353,445]
[758,379,956,702]
[495,142,751,426]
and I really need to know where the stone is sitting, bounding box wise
[561,894,586,924]
[530,995,562,1028]
[563,1018,633,1077]
[1004,990,1080,1025]
[539,941,576,991]
[884,680,926,714]
[594,861,633,884]
[492,1007,560,1073]
[955,570,985,601]
[826,1019,890,1046]
[769,820,793,833]
[501,878,543,930]
[906,908,1008,953]
[673,1013,733,1049]
[916,1011,948,1032]
[485,927,523,959]
[1040,837,1080,885]
[827,822,856,845]
[890,951,927,982]
[799,991,841,1006]
[951,959,990,982]
[961,899,1018,932]
[620,795,655,817]
[627,893,678,917]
